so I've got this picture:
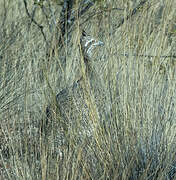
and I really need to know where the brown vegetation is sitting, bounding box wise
[0,0,176,179]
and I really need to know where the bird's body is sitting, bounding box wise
[45,30,105,140]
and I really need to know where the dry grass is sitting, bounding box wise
[0,0,176,179]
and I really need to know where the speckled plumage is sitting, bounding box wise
[45,30,105,140]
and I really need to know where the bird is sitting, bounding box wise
[44,30,105,141]
[80,30,104,61]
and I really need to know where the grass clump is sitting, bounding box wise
[0,0,176,179]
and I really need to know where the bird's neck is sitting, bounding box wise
[85,62,97,83]
[77,59,101,92]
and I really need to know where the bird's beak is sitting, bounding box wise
[95,40,104,46]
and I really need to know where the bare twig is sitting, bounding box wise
[118,53,176,59]
[58,0,75,46]
[112,0,149,35]
[58,0,95,48]
[27,4,37,30]
[1,0,8,28]
[23,0,47,42]
[80,7,124,27]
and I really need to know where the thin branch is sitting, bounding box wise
[58,0,95,48]
[1,0,8,28]
[112,0,149,35]
[58,0,75,46]
[80,7,124,27]
[23,0,47,42]
[119,53,176,59]
[27,4,37,30]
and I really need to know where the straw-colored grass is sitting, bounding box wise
[0,0,176,179]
